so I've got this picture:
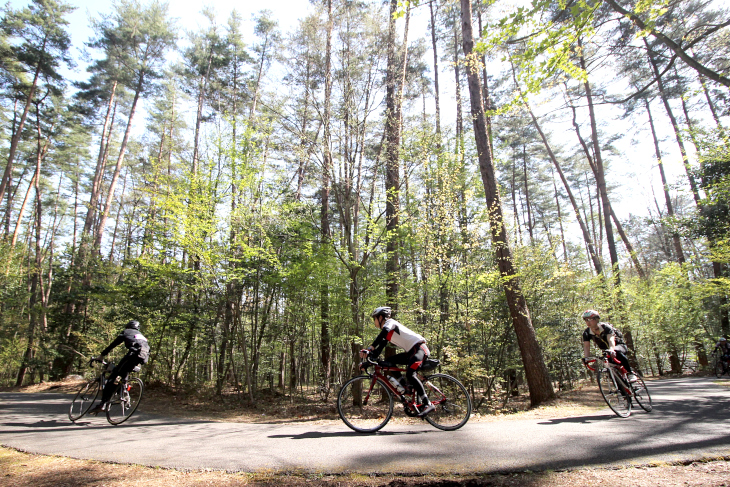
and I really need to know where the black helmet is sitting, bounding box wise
[126,320,140,330]
[371,307,391,319]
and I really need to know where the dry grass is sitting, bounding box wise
[1,447,729,487]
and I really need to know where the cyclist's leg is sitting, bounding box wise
[100,355,135,404]
[383,351,408,384]
[614,350,633,374]
[406,345,429,401]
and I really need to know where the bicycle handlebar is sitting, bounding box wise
[89,358,109,367]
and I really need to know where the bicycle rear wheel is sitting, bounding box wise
[631,376,652,412]
[337,376,393,433]
[597,369,631,418]
[69,379,101,422]
[715,361,725,378]
[423,373,471,431]
[106,378,143,425]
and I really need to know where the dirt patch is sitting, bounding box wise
[1,447,729,487]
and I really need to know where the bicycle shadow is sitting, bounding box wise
[268,429,432,440]
[537,414,618,425]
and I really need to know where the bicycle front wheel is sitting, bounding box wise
[106,378,144,425]
[337,376,393,433]
[423,373,472,431]
[597,369,631,418]
[631,376,652,412]
[69,379,101,422]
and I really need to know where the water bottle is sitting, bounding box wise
[388,376,405,394]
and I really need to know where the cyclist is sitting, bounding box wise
[88,320,150,415]
[581,309,638,383]
[714,337,730,369]
[360,307,435,417]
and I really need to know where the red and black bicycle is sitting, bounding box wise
[337,356,471,433]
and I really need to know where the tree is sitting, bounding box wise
[460,0,554,407]
[0,0,73,213]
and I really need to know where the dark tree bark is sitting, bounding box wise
[384,0,401,308]
[460,0,554,407]
[319,0,333,399]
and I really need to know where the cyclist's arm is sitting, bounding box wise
[606,334,617,353]
[100,334,124,357]
[583,340,591,358]
[369,327,391,358]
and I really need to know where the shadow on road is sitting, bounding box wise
[268,429,431,440]
[537,414,615,425]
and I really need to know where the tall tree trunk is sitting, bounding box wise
[385,0,401,308]
[0,38,46,204]
[578,40,621,284]
[644,38,701,206]
[515,74,602,273]
[461,0,554,406]
[94,73,145,250]
[645,99,685,263]
[698,74,725,139]
[319,0,333,399]
[429,1,441,141]
[15,109,47,386]
[83,81,118,239]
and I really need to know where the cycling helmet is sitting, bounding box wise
[371,307,392,319]
[720,337,728,342]
[582,309,600,320]
[126,320,140,330]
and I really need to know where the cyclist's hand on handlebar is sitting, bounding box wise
[359,348,372,359]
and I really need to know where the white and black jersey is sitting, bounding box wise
[582,322,627,353]
[370,318,425,356]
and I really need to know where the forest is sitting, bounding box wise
[0,0,728,409]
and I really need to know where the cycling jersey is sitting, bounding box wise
[583,322,627,353]
[370,318,425,356]
[102,328,150,363]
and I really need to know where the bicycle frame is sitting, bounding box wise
[585,354,632,395]
[361,359,433,414]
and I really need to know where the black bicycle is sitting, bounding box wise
[714,352,730,378]
[337,356,471,433]
[69,359,144,425]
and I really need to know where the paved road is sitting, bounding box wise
[1,377,729,474]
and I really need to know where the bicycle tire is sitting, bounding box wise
[423,373,471,431]
[106,378,144,425]
[715,361,725,378]
[69,379,101,422]
[337,376,393,433]
[631,375,652,412]
[597,369,631,418]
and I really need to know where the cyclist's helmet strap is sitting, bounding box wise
[126,320,140,330]
[582,309,599,320]
[371,307,392,319]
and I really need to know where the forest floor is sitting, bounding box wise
[2,374,730,486]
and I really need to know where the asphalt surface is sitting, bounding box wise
[1,376,729,474]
